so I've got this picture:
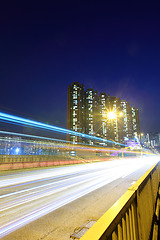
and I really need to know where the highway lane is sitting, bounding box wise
[0,156,159,240]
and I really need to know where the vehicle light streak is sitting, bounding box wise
[0,156,159,238]
[0,131,153,158]
[0,130,109,148]
[0,159,127,188]
[0,171,112,212]
[0,112,125,146]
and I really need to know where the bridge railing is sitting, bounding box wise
[80,161,160,240]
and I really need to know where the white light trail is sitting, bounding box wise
[0,112,125,146]
[0,156,159,238]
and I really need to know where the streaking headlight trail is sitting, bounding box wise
[0,112,125,146]
[0,156,159,238]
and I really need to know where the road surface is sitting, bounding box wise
[0,156,159,240]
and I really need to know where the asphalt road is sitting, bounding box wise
[0,156,159,240]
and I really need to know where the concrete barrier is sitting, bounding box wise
[0,155,112,170]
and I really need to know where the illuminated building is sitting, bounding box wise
[85,89,95,144]
[120,100,132,140]
[131,107,140,138]
[67,82,140,145]
[85,89,101,144]
[67,82,85,143]
[106,97,121,143]
[99,93,110,142]
[142,132,160,147]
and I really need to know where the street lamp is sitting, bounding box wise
[107,111,123,120]
[107,111,117,120]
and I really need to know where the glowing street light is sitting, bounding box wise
[107,111,123,120]
[107,111,117,120]
[119,112,123,117]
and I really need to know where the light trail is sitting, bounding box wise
[0,156,159,238]
[0,130,152,158]
[0,130,109,148]
[0,112,125,146]
[0,131,114,149]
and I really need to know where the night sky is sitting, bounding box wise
[1,1,160,134]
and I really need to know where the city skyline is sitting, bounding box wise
[1,2,160,133]
[0,2,160,239]
[67,82,140,145]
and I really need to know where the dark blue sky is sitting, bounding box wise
[0,1,160,133]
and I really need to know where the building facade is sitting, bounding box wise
[67,81,140,145]
[85,89,99,144]
[67,82,85,143]
[99,93,110,141]
[121,100,132,140]
[131,107,140,138]
[141,132,160,147]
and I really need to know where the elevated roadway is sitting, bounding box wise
[0,156,159,240]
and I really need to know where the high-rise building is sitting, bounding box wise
[106,97,121,143]
[67,82,85,143]
[85,89,95,144]
[85,89,101,144]
[99,93,110,141]
[131,107,140,138]
[121,100,132,140]
[67,82,140,145]
[85,89,95,137]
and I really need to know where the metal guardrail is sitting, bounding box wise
[80,161,160,240]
